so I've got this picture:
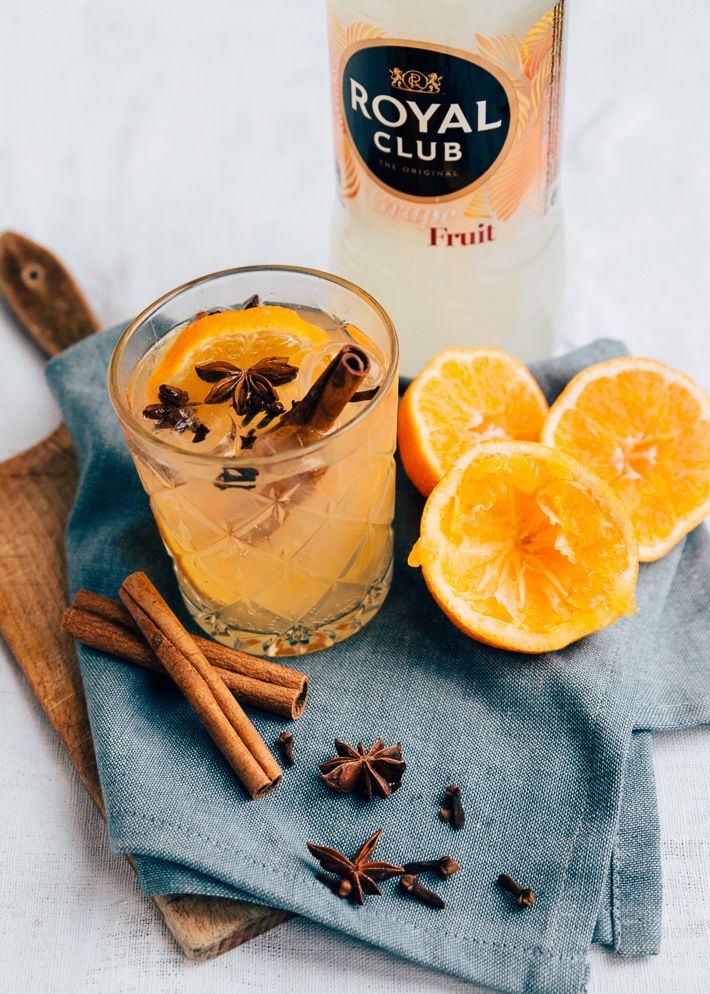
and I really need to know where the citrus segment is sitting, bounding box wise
[146,305,331,401]
[541,358,710,561]
[398,349,548,496]
[409,441,638,653]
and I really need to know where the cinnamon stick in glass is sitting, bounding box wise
[256,344,371,455]
[281,343,371,435]
[63,589,308,719]
[118,572,282,798]
[239,346,371,544]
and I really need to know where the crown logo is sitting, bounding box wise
[390,68,442,94]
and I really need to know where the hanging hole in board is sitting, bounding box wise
[23,264,45,286]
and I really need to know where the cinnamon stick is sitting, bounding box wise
[64,589,308,718]
[269,344,371,444]
[62,606,306,720]
[118,572,282,798]
[236,346,371,544]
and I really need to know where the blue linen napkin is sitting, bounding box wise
[46,332,709,994]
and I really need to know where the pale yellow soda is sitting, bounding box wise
[125,302,397,656]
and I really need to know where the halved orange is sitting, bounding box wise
[398,349,548,497]
[541,357,710,561]
[409,441,638,653]
[145,305,331,402]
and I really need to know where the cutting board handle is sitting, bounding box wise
[0,231,100,357]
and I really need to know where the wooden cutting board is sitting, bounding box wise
[0,232,291,959]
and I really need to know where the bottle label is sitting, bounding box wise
[328,3,566,244]
[342,42,516,201]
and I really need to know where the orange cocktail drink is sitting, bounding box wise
[109,266,398,656]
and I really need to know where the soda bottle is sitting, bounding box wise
[326,0,568,374]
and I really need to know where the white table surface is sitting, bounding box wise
[1,1,708,991]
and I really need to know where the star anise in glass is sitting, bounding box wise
[307,829,403,905]
[195,356,298,427]
[142,384,209,443]
[319,738,406,800]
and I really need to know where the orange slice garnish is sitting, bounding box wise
[409,441,638,653]
[398,349,548,496]
[541,357,710,561]
[146,306,331,402]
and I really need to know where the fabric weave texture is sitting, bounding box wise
[46,332,710,994]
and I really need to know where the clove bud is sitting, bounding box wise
[403,856,460,879]
[317,873,353,899]
[497,873,536,908]
[442,784,465,829]
[399,873,446,909]
[277,730,294,766]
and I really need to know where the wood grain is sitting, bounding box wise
[0,231,291,959]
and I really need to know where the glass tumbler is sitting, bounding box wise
[109,265,399,656]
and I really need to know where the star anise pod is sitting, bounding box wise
[142,384,209,443]
[319,738,406,800]
[195,356,298,426]
[307,829,403,905]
